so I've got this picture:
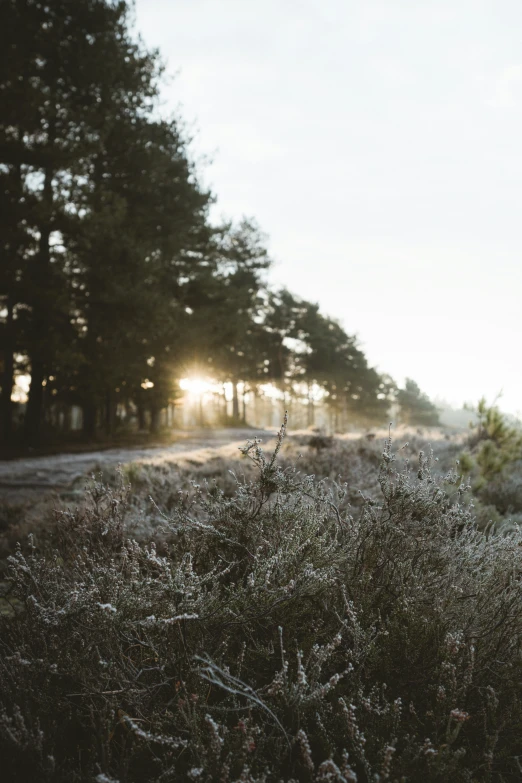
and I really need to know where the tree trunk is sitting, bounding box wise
[0,296,15,442]
[150,405,160,434]
[137,401,146,430]
[232,381,240,422]
[1,156,22,444]
[222,384,228,420]
[25,161,53,444]
[307,382,315,427]
[105,389,116,436]
[24,360,45,444]
[83,401,97,439]
[62,404,71,433]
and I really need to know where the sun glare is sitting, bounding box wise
[179,377,215,397]
[11,373,31,404]
[309,382,326,402]
[258,383,284,400]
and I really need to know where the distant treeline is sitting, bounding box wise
[0,0,439,444]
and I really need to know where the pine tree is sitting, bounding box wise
[186,219,271,423]
[72,113,212,436]
[397,378,440,426]
[0,0,161,443]
[297,306,391,428]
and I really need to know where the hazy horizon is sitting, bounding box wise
[135,0,521,415]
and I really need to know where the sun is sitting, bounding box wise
[179,377,215,398]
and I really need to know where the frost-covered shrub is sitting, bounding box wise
[2,419,522,781]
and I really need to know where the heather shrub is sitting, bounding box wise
[75,429,461,541]
[2,419,522,781]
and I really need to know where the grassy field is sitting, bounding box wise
[2,422,522,781]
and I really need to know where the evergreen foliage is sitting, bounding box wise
[458,399,522,526]
[397,379,440,427]
[0,0,439,444]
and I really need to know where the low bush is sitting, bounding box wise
[457,400,522,528]
[2,418,522,781]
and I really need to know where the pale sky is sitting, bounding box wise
[135,0,522,415]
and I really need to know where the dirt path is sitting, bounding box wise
[0,428,269,496]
